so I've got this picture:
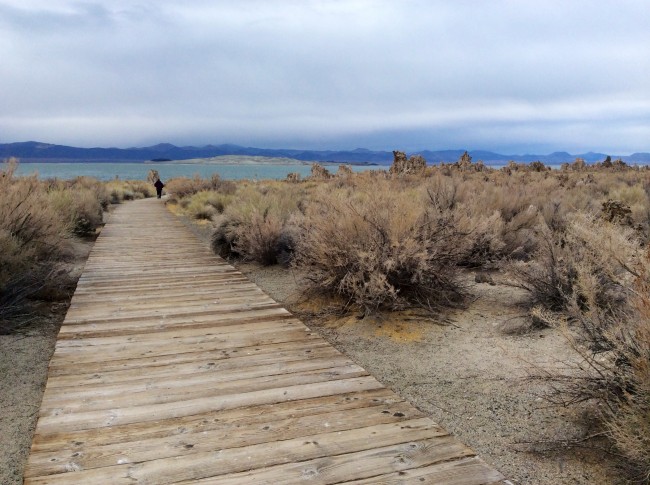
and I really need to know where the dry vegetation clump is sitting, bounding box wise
[0,160,107,332]
[499,176,650,477]
[508,214,638,317]
[292,177,487,314]
[165,174,237,201]
[531,243,650,481]
[211,182,306,265]
[48,188,103,236]
[605,281,650,482]
[44,176,111,236]
[183,190,233,220]
[105,179,155,203]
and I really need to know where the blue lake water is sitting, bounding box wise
[13,162,385,181]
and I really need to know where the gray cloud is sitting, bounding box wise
[0,0,648,153]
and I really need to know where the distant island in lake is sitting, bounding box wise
[146,155,313,166]
[2,141,649,166]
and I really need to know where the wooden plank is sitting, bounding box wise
[101,419,449,484]
[49,325,320,364]
[56,312,297,339]
[348,457,507,484]
[47,340,331,376]
[173,435,470,485]
[56,313,299,344]
[40,358,364,410]
[32,376,385,433]
[62,300,284,324]
[45,344,340,386]
[57,306,295,336]
[26,400,421,477]
[30,388,402,451]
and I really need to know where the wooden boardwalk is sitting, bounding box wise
[24,198,506,484]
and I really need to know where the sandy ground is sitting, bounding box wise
[1,212,621,484]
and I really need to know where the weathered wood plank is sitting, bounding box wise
[47,340,331,376]
[348,457,507,484]
[26,400,422,477]
[39,359,365,411]
[46,344,339,386]
[30,389,402,451]
[33,376,385,433]
[100,419,450,485]
[174,436,473,484]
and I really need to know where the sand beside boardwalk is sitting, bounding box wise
[1,216,619,485]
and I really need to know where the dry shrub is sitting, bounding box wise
[606,289,650,482]
[49,188,103,236]
[422,175,505,267]
[459,177,540,261]
[337,164,353,176]
[0,160,106,330]
[105,180,155,203]
[508,213,637,315]
[292,178,479,314]
[56,176,111,210]
[185,191,232,220]
[166,174,236,200]
[286,172,301,183]
[0,162,67,288]
[211,182,304,265]
[533,244,650,481]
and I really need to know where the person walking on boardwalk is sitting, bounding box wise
[153,178,165,198]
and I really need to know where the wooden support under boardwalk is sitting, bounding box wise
[24,198,507,484]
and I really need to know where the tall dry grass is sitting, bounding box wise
[0,159,109,331]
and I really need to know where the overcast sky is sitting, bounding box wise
[1,1,648,154]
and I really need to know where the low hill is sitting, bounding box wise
[1,141,648,165]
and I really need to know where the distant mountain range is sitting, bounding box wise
[2,141,649,165]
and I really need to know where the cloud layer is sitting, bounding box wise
[1,0,648,153]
